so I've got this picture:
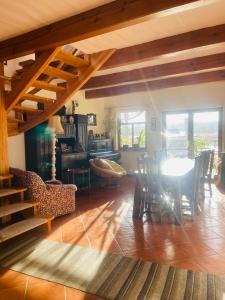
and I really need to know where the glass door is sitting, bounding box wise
[193,111,219,155]
[165,113,189,158]
[164,109,221,159]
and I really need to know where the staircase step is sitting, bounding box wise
[7,122,19,133]
[56,51,89,68]
[0,216,54,242]
[19,59,35,67]
[14,105,42,114]
[0,175,13,181]
[0,175,13,188]
[32,80,66,92]
[7,117,25,124]
[8,129,20,137]
[0,74,11,83]
[0,188,27,198]
[16,69,23,75]
[43,66,78,80]
[0,202,39,218]
[21,93,55,104]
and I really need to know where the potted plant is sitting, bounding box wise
[138,129,145,148]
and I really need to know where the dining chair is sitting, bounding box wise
[192,154,205,215]
[200,150,214,198]
[203,150,214,197]
[181,155,203,218]
[136,156,148,218]
[138,156,167,223]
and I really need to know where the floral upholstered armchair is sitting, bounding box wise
[10,168,77,217]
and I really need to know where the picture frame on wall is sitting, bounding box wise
[87,113,97,126]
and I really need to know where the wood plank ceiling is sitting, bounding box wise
[74,1,225,98]
[1,0,225,102]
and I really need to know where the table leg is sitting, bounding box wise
[174,180,182,225]
[88,168,91,188]
[133,179,142,218]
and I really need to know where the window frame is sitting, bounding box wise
[162,107,223,158]
[118,110,147,151]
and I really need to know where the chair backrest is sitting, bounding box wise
[191,154,204,206]
[143,156,163,196]
[200,150,211,177]
[24,171,47,199]
[208,150,215,179]
[136,157,147,190]
[143,156,160,176]
[10,168,46,200]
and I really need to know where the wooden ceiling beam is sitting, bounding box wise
[102,24,225,70]
[0,0,205,61]
[84,53,225,89]
[85,69,225,98]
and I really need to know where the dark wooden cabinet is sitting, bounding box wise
[57,124,76,139]
[25,114,88,182]
[57,114,88,150]
[25,122,52,181]
[88,138,113,152]
[88,138,121,161]
[74,114,88,151]
[56,152,88,182]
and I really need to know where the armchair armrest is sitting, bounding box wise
[37,183,77,217]
[46,183,77,192]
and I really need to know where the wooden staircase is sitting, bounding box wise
[0,175,53,243]
[5,47,115,136]
[0,45,115,242]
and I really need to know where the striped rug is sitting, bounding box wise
[0,237,224,299]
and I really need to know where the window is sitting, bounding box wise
[164,109,222,158]
[165,113,189,158]
[119,111,146,149]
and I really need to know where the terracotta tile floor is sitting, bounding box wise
[1,176,225,299]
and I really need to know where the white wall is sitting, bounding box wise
[7,89,106,169]
[5,57,27,169]
[102,81,225,172]
[6,75,225,172]
[8,134,26,169]
[65,90,106,134]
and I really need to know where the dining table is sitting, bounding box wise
[132,157,195,224]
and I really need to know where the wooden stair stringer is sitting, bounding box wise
[19,49,116,133]
[5,47,61,113]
